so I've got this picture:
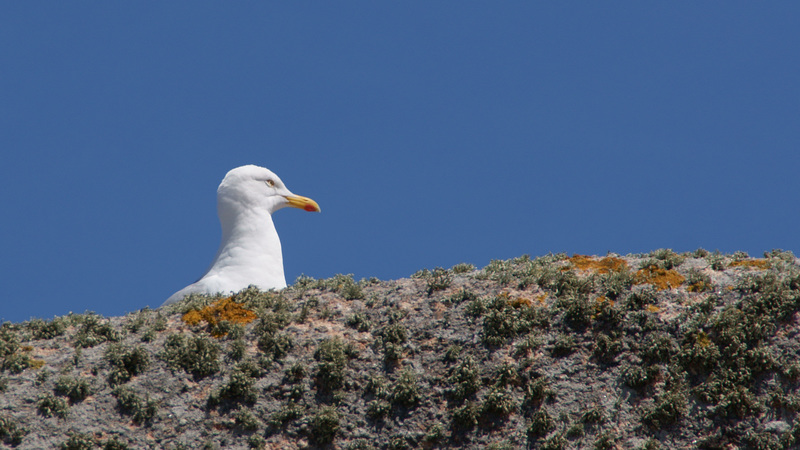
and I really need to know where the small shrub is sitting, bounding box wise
[647,249,685,270]
[233,407,260,432]
[112,386,158,425]
[426,267,452,294]
[366,400,391,420]
[580,406,605,424]
[443,344,462,362]
[269,402,304,428]
[527,409,554,439]
[28,317,67,340]
[208,366,258,407]
[539,434,567,450]
[481,387,517,418]
[257,332,293,361]
[378,323,408,364]
[247,435,266,449]
[102,437,129,450]
[686,269,713,292]
[558,295,592,331]
[423,423,445,444]
[625,289,658,311]
[391,369,420,408]
[73,314,121,348]
[640,333,676,364]
[494,361,519,388]
[310,406,340,445]
[37,394,69,419]
[522,375,555,411]
[446,357,480,402]
[161,334,220,379]
[451,402,479,431]
[323,274,364,300]
[346,312,371,332]
[621,364,660,391]
[60,432,97,450]
[451,263,476,274]
[712,385,763,420]
[594,431,618,450]
[2,351,31,374]
[641,390,686,429]
[592,333,623,365]
[54,375,91,404]
[448,288,478,304]
[551,334,576,357]
[106,345,150,386]
[0,414,27,446]
[315,338,348,393]
[227,338,246,361]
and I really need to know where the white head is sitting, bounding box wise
[217,165,320,216]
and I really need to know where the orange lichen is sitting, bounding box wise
[729,259,770,270]
[29,359,46,369]
[592,296,616,319]
[688,281,713,293]
[566,255,628,273]
[646,305,661,314]
[594,296,614,308]
[508,296,533,308]
[182,297,257,333]
[634,265,685,290]
[695,331,712,348]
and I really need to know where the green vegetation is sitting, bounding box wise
[2,251,800,448]
[161,334,220,379]
[390,368,420,408]
[37,393,69,419]
[446,356,480,402]
[73,313,121,348]
[112,386,158,425]
[54,375,91,403]
[425,267,453,294]
[233,407,261,432]
[376,321,408,364]
[106,344,150,386]
[60,432,97,450]
[314,337,350,393]
[207,363,259,407]
[310,406,340,444]
[0,414,26,446]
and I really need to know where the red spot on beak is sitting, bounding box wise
[305,204,317,212]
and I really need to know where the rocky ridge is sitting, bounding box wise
[1,249,800,449]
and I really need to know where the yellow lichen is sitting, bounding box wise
[634,265,685,291]
[696,331,712,348]
[29,359,46,369]
[729,259,770,270]
[508,296,533,308]
[566,255,628,273]
[182,297,257,332]
[594,296,614,307]
[646,305,661,314]
[688,281,713,293]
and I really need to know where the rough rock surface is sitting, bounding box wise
[1,249,800,449]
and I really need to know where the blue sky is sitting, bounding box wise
[2,3,799,323]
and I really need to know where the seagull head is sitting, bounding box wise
[217,165,321,215]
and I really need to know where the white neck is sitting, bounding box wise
[201,202,286,290]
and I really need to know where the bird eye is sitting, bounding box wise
[265,179,275,187]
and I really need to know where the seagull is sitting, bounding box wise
[162,165,320,306]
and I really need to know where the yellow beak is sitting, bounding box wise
[285,194,321,212]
